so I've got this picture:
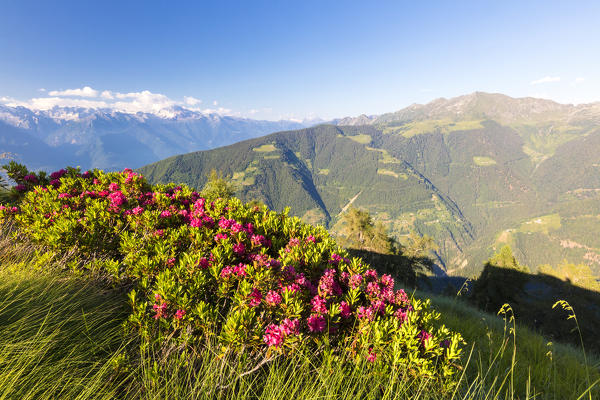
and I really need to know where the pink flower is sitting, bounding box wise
[329,253,342,265]
[174,309,186,320]
[357,306,374,320]
[395,308,408,322]
[418,330,432,347]
[160,210,171,218]
[380,274,394,290]
[218,217,233,229]
[281,283,301,294]
[366,282,381,298]
[367,348,377,363]
[233,242,245,256]
[349,274,363,289]
[371,300,385,314]
[288,237,301,247]
[248,288,262,307]
[108,191,127,207]
[193,198,206,211]
[58,193,72,199]
[295,273,309,287]
[395,289,409,305]
[311,295,328,314]
[281,318,300,335]
[220,266,233,279]
[14,184,26,192]
[214,233,228,242]
[265,290,282,306]
[233,263,247,277]
[50,169,67,180]
[166,258,176,267]
[307,314,326,332]
[339,301,352,318]
[190,218,203,227]
[198,257,209,269]
[264,319,300,348]
[153,303,168,320]
[131,206,144,215]
[23,174,38,183]
[305,235,316,243]
[108,182,120,191]
[230,222,243,233]
[251,234,267,246]
[339,271,350,284]
[364,269,378,281]
[263,324,285,348]
[318,269,342,297]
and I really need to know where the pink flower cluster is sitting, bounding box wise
[220,263,248,279]
[1,165,447,361]
[263,318,300,347]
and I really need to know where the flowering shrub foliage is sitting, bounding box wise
[0,164,463,381]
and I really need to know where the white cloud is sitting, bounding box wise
[574,77,585,85]
[0,96,19,104]
[48,86,99,97]
[0,87,298,120]
[201,107,233,115]
[100,90,114,99]
[38,88,46,92]
[27,97,110,110]
[530,76,561,85]
[184,96,202,106]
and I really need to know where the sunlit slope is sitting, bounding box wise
[141,93,600,276]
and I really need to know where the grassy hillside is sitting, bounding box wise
[140,94,600,279]
[1,239,598,399]
[1,163,599,399]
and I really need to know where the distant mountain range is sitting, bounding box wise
[0,104,307,171]
[139,92,600,278]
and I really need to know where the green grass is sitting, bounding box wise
[366,147,402,164]
[346,133,373,144]
[422,292,600,399]
[377,168,399,178]
[0,232,131,399]
[252,144,277,152]
[381,120,484,137]
[518,213,561,234]
[473,156,497,166]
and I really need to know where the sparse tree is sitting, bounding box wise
[339,207,396,254]
[402,232,438,260]
[200,169,237,201]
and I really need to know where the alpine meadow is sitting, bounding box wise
[2,1,600,399]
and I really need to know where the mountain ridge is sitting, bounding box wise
[0,104,307,171]
[139,92,600,278]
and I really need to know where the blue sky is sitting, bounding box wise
[1,1,599,120]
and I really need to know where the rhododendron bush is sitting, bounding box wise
[0,164,463,381]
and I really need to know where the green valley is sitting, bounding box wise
[140,93,600,280]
